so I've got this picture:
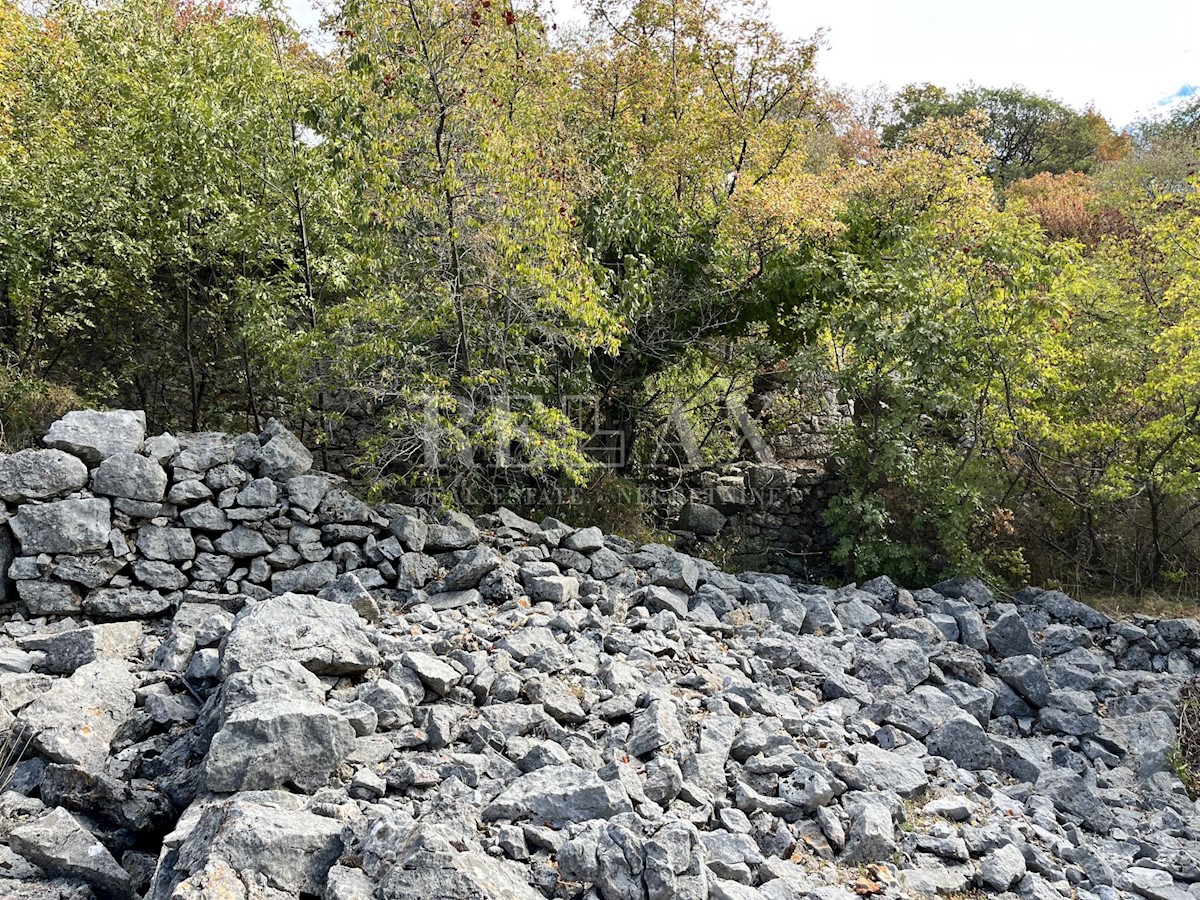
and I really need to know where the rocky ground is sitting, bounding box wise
[0,410,1197,900]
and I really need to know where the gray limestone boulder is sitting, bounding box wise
[0,449,89,502]
[132,560,188,591]
[401,650,461,696]
[258,422,314,479]
[1120,867,1193,900]
[10,498,111,554]
[837,595,883,634]
[9,806,132,899]
[318,572,380,622]
[19,659,137,771]
[91,452,167,501]
[988,610,1039,658]
[213,525,271,558]
[523,675,586,725]
[443,545,500,590]
[933,576,993,606]
[142,432,180,464]
[424,511,479,551]
[53,555,125,589]
[203,698,356,792]
[678,502,726,536]
[800,593,843,636]
[850,744,929,798]
[925,713,1001,771]
[527,574,580,603]
[856,638,930,692]
[180,502,231,532]
[562,525,605,552]
[841,795,897,864]
[154,795,344,897]
[176,432,235,473]
[1035,768,1116,833]
[979,843,1027,891]
[16,580,83,616]
[358,678,414,730]
[270,560,337,594]
[135,525,196,562]
[44,409,145,464]
[629,695,687,757]
[83,586,171,619]
[375,825,542,900]
[17,622,142,674]
[216,659,326,718]
[997,654,1051,708]
[483,764,633,828]
[219,592,381,676]
[388,514,428,553]
[236,477,278,507]
[318,488,371,524]
[949,603,988,650]
[1031,588,1111,629]
[286,474,329,512]
[166,479,212,506]
[651,552,700,592]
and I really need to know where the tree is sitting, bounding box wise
[1007,170,1129,244]
[1102,96,1200,200]
[769,116,1060,581]
[0,0,348,432]
[322,0,620,493]
[1002,173,1200,589]
[883,83,1125,186]
[568,0,836,467]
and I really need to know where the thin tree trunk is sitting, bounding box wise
[184,214,201,430]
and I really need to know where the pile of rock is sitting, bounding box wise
[0,410,1197,900]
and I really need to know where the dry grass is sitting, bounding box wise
[0,368,80,453]
[0,723,34,791]
[524,471,674,548]
[1172,678,1200,800]
[1077,590,1200,621]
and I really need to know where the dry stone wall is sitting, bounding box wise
[0,411,1197,900]
[650,463,840,579]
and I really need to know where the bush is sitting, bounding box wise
[0,367,80,452]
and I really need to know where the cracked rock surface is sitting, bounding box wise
[0,410,1199,899]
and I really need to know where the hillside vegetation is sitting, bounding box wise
[2,0,1199,593]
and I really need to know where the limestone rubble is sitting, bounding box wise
[0,410,1196,899]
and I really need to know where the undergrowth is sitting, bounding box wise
[1171,677,1200,800]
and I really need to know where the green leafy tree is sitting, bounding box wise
[0,0,348,432]
[883,83,1124,186]
[771,117,1059,582]
[323,0,620,493]
[1003,173,1200,589]
[569,0,836,466]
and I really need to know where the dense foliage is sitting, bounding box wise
[880,83,1127,186]
[1,0,1198,592]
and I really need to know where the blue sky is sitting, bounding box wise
[287,0,1198,128]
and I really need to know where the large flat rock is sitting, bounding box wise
[0,449,89,502]
[9,806,132,899]
[43,409,145,464]
[219,593,380,677]
[151,795,344,897]
[18,658,137,771]
[203,698,355,792]
[9,497,111,555]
